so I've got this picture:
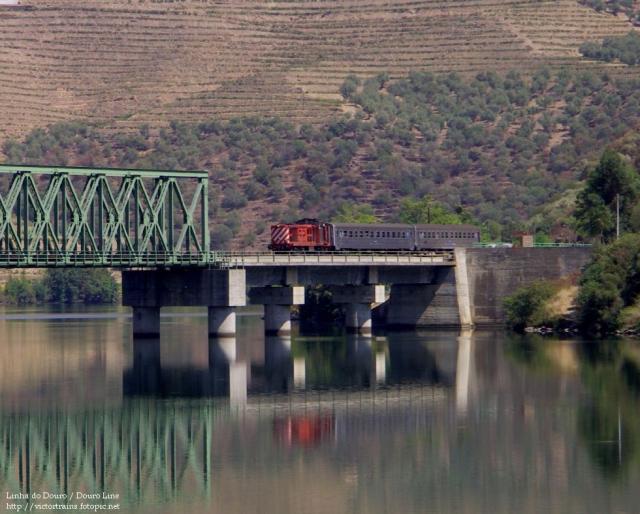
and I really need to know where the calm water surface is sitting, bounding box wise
[1,306,639,514]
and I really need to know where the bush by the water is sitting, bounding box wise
[504,281,557,332]
[1,269,118,305]
[3,276,47,305]
[577,234,640,335]
[45,269,119,304]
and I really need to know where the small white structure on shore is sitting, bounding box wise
[0,0,20,5]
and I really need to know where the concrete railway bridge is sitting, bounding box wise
[0,165,592,336]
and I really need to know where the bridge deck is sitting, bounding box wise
[0,250,455,268]
[221,251,455,267]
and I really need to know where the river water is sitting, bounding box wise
[0,307,639,514]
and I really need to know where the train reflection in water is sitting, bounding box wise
[2,315,639,514]
[0,330,462,510]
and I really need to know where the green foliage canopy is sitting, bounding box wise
[504,281,557,332]
[44,269,119,304]
[580,32,640,65]
[574,149,639,242]
[577,234,640,335]
[2,269,118,305]
[332,203,378,223]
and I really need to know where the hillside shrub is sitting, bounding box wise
[580,32,640,65]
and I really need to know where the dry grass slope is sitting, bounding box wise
[0,0,636,144]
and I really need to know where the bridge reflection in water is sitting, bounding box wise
[0,319,471,510]
[0,404,213,508]
[2,316,640,514]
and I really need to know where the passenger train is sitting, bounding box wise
[269,219,480,251]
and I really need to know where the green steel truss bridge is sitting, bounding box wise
[0,165,215,267]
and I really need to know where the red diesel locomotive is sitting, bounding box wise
[269,219,333,251]
[269,219,480,251]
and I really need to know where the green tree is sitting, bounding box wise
[397,197,465,224]
[577,234,640,335]
[575,149,638,242]
[44,269,118,304]
[333,203,378,223]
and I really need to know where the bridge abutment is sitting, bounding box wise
[385,268,465,328]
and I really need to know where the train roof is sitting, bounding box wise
[332,223,480,231]
[414,223,480,231]
[332,223,414,229]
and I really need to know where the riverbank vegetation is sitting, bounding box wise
[504,281,559,332]
[506,148,640,336]
[577,234,640,335]
[1,269,118,305]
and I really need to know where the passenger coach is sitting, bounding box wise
[269,220,480,251]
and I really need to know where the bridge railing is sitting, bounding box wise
[0,250,223,267]
[472,242,592,249]
[217,250,456,267]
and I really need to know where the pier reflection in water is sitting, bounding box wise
[0,308,639,514]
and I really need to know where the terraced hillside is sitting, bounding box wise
[0,0,636,143]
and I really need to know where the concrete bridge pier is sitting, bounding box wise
[331,285,385,334]
[344,303,373,333]
[132,307,161,338]
[250,286,305,335]
[122,268,246,337]
[209,337,237,366]
[208,307,237,338]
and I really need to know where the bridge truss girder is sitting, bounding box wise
[0,166,211,267]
